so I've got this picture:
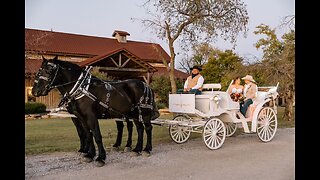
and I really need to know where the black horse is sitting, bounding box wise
[32,56,159,166]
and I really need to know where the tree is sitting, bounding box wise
[201,49,244,90]
[253,24,295,121]
[140,0,249,93]
[179,42,216,74]
[150,76,184,106]
[90,67,115,81]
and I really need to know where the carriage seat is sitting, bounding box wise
[252,86,278,106]
[201,83,221,93]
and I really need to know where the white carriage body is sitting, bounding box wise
[168,83,279,133]
[162,82,278,149]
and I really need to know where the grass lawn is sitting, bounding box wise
[25,107,294,155]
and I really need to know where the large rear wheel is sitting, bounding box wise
[256,107,277,142]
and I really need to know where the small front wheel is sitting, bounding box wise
[225,122,237,137]
[203,118,226,150]
[169,115,191,144]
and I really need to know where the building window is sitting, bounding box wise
[26,87,36,102]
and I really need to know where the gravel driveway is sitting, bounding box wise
[25,128,295,180]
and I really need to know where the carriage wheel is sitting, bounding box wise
[256,107,277,142]
[225,122,237,137]
[203,118,226,150]
[169,115,191,144]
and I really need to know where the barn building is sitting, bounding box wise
[25,28,188,108]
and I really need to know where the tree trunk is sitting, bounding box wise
[282,89,294,121]
[168,41,177,93]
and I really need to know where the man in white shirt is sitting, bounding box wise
[177,66,204,95]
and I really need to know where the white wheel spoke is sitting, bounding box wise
[268,125,274,132]
[170,129,178,134]
[261,128,265,140]
[206,136,213,145]
[182,131,187,140]
[258,127,264,136]
[227,127,230,134]
[269,119,276,124]
[217,124,223,132]
[266,109,271,118]
[216,134,222,142]
[178,132,182,142]
[213,137,216,147]
[265,128,270,140]
[263,128,267,140]
[214,120,218,129]
[257,124,264,131]
[173,132,179,140]
[209,122,214,129]
[175,131,180,140]
[205,136,213,144]
[268,113,275,121]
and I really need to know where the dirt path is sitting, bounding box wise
[25,128,295,180]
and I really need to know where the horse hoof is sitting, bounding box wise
[94,160,105,167]
[142,151,151,157]
[78,152,87,157]
[123,147,132,152]
[130,151,140,157]
[82,157,93,163]
[110,146,120,152]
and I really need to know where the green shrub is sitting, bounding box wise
[150,76,184,106]
[156,102,167,109]
[25,102,47,114]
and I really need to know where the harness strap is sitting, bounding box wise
[58,71,155,121]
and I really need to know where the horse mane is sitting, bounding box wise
[51,59,83,71]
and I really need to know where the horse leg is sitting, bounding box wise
[113,120,124,150]
[86,115,106,167]
[71,117,87,154]
[124,120,133,152]
[73,114,96,162]
[132,121,144,155]
[81,125,96,163]
[142,121,153,156]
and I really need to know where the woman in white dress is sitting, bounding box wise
[227,77,244,102]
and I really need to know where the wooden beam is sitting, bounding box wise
[119,53,122,67]
[142,76,148,83]
[147,72,150,85]
[121,58,131,67]
[110,57,119,67]
[98,66,148,72]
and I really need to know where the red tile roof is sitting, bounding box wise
[25,28,170,63]
[153,67,189,79]
[25,58,43,74]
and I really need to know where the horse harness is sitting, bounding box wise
[54,66,154,122]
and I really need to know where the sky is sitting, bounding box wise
[25,0,295,69]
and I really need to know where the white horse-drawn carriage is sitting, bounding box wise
[49,79,279,150]
[153,82,279,150]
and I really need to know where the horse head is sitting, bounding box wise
[32,56,83,97]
